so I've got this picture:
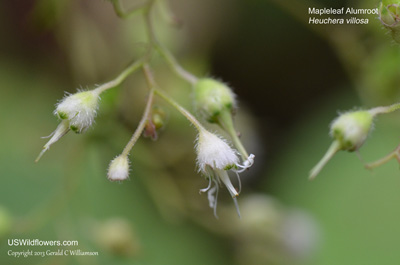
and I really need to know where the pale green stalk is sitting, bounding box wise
[154,88,203,131]
[365,145,400,170]
[217,110,249,160]
[309,141,341,180]
[369,103,400,116]
[143,0,198,85]
[94,58,146,94]
[121,88,155,156]
[111,0,147,19]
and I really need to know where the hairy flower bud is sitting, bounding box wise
[107,155,130,181]
[310,110,374,179]
[194,78,236,123]
[330,110,373,151]
[379,0,400,43]
[55,90,100,133]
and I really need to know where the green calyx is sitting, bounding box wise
[330,111,373,151]
[379,1,400,43]
[194,78,235,123]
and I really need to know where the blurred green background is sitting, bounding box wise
[2,0,400,264]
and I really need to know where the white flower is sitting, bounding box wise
[107,155,130,181]
[55,90,100,133]
[196,129,255,218]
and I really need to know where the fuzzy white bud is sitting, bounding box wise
[55,90,100,133]
[107,155,130,181]
[196,129,239,172]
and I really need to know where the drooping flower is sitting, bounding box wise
[107,155,130,181]
[36,90,101,162]
[196,129,255,218]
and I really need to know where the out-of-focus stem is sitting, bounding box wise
[365,144,400,170]
[94,58,146,94]
[369,103,400,116]
[121,86,155,156]
[217,110,249,161]
[111,0,148,19]
[143,0,198,85]
[154,88,203,131]
[309,141,341,180]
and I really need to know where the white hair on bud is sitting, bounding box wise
[107,155,130,181]
[195,130,239,172]
[55,90,100,132]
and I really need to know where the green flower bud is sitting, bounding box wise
[379,1,400,43]
[330,111,373,151]
[151,106,167,130]
[194,78,236,123]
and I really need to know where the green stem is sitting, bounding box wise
[144,0,198,85]
[365,144,400,170]
[217,109,249,160]
[121,88,155,156]
[111,0,147,19]
[365,151,397,170]
[154,88,203,131]
[94,58,146,94]
[369,103,400,116]
[309,141,341,180]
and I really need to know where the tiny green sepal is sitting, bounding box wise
[57,111,68,120]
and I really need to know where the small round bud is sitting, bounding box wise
[330,111,373,151]
[151,106,167,130]
[379,1,400,43]
[107,155,130,181]
[143,106,168,141]
[194,78,236,123]
[55,90,100,133]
